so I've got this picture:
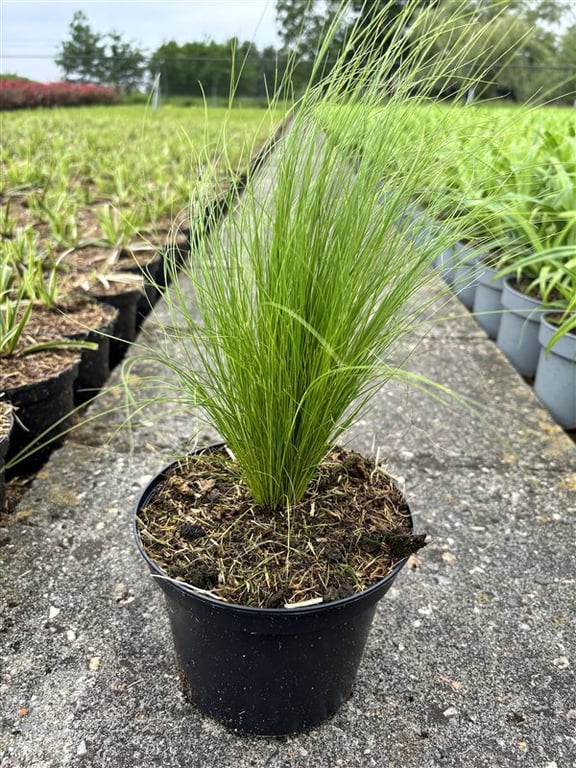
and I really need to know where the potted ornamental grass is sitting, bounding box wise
[127,0,518,735]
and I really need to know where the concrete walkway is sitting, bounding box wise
[1,174,575,768]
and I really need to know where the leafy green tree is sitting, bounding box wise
[275,0,346,93]
[232,40,261,97]
[56,11,106,83]
[274,0,574,104]
[258,45,287,97]
[398,0,573,103]
[56,11,147,91]
[470,0,572,103]
[275,0,434,92]
[557,24,576,103]
[104,31,148,92]
[276,0,345,58]
[150,39,288,100]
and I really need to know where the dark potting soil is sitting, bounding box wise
[510,278,564,305]
[137,446,426,609]
[65,243,156,273]
[56,244,145,298]
[0,348,80,390]
[19,299,117,343]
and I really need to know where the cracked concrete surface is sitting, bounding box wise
[1,183,575,768]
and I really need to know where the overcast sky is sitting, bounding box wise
[1,0,280,82]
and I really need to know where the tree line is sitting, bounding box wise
[56,3,576,105]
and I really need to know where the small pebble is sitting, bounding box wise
[113,583,128,601]
[443,706,458,718]
[532,703,552,715]
[77,740,87,756]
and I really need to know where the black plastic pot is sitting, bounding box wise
[90,287,141,368]
[0,405,14,509]
[133,447,412,736]
[4,354,80,477]
[118,245,165,324]
[72,307,118,404]
[161,239,191,285]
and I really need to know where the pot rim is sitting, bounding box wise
[539,312,576,359]
[542,312,576,334]
[501,277,544,310]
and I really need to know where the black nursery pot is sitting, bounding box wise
[5,356,80,477]
[90,287,141,368]
[134,450,412,736]
[74,315,116,403]
[0,407,14,509]
[67,306,118,405]
[160,239,191,286]
[119,246,166,324]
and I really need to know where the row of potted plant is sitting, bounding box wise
[0,106,282,482]
[436,123,575,430]
[2,104,280,234]
[445,253,575,430]
[351,101,574,429]
[318,99,576,429]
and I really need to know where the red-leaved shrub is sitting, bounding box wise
[0,79,118,110]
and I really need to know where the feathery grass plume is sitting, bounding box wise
[128,0,526,508]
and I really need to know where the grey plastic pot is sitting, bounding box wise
[451,246,480,309]
[534,315,576,429]
[473,265,504,340]
[496,279,543,377]
[392,198,436,254]
[433,240,459,285]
